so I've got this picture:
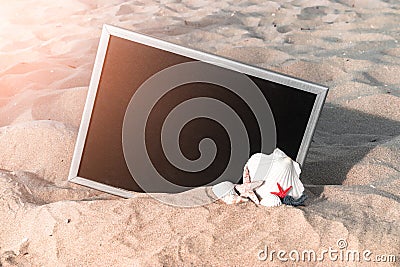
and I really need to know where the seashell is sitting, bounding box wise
[245,148,304,199]
[211,181,236,199]
[259,193,282,207]
[212,181,251,204]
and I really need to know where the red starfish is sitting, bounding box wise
[271,183,292,199]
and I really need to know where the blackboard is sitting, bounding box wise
[68,25,328,197]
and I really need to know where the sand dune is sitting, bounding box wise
[0,0,399,266]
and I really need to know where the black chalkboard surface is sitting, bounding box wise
[68,25,328,197]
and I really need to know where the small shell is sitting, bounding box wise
[246,148,304,199]
[212,182,247,204]
[211,181,235,199]
[260,194,282,207]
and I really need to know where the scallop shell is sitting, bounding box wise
[259,193,282,207]
[246,148,304,199]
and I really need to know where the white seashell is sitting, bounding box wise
[259,194,282,207]
[212,181,250,204]
[246,148,304,199]
[211,181,236,199]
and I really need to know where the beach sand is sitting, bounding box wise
[0,0,399,266]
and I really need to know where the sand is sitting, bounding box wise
[0,0,399,266]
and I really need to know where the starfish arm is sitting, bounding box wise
[283,185,293,195]
[276,182,283,192]
[249,180,264,190]
[235,184,260,204]
[270,191,280,197]
[243,165,251,183]
[247,191,260,205]
[270,183,293,198]
[235,184,247,195]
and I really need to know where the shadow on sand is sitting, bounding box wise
[302,102,400,191]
